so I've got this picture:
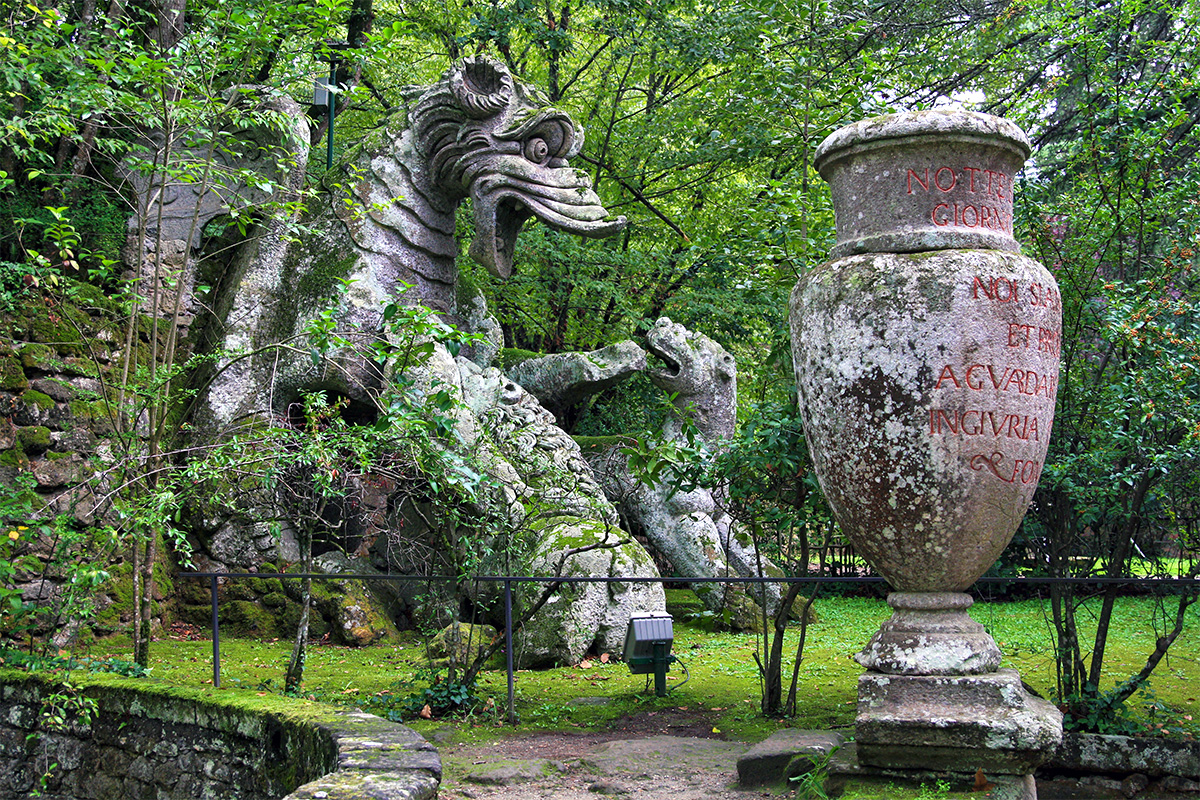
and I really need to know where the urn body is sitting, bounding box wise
[790,249,1060,591]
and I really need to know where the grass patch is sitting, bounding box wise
[58,593,1200,743]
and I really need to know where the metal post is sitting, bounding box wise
[325,61,336,170]
[505,579,516,726]
[653,641,667,697]
[210,575,221,688]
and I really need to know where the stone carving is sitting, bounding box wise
[586,318,784,621]
[187,59,653,663]
[198,56,627,429]
[458,360,665,666]
[643,316,737,442]
[121,90,310,328]
[791,110,1062,782]
[293,54,625,338]
[508,341,647,423]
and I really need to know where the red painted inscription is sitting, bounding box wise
[933,364,1058,399]
[971,276,1062,311]
[906,166,1013,234]
[928,410,1041,440]
[906,167,1009,200]
[1007,323,1060,356]
[970,452,1042,485]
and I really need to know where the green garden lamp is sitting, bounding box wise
[623,613,677,697]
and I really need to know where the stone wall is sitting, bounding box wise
[0,672,439,800]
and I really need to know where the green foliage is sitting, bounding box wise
[1062,679,1148,736]
[0,647,149,679]
[788,753,832,800]
[0,474,44,639]
[26,680,99,796]
[397,665,481,719]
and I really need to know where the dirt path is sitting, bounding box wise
[435,709,771,800]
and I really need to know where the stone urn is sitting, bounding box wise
[790,110,1063,776]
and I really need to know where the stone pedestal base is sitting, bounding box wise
[856,668,1063,774]
[827,743,1038,800]
[856,592,1002,675]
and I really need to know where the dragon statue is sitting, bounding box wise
[188,57,662,664]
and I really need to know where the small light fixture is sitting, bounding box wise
[622,612,675,697]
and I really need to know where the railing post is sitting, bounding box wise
[210,575,221,688]
[505,579,515,726]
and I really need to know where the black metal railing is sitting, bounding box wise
[180,572,1200,725]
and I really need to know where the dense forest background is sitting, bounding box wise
[2,0,1199,721]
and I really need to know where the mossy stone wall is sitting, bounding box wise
[0,672,440,800]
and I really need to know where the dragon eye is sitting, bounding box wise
[523,137,551,164]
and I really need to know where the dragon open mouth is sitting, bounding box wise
[468,158,627,278]
[645,338,682,382]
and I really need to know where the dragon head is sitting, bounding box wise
[411,57,627,278]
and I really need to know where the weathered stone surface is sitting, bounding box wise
[580,736,748,778]
[792,248,1060,593]
[428,622,500,665]
[587,778,633,794]
[1122,773,1152,796]
[311,552,401,647]
[0,673,439,800]
[643,316,736,443]
[815,109,1031,257]
[1047,732,1200,780]
[464,760,552,785]
[458,361,664,667]
[856,592,1002,676]
[1157,776,1200,793]
[189,63,632,659]
[516,518,665,666]
[736,729,844,787]
[587,317,784,620]
[1036,776,1125,799]
[827,742,1038,800]
[251,56,627,412]
[856,669,1063,773]
[509,341,647,422]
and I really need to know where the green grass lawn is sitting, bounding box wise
[66,591,1200,743]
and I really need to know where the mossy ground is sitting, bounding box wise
[67,591,1200,751]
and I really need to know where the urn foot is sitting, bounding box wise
[856,592,1002,675]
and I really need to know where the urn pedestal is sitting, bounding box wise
[790,110,1063,782]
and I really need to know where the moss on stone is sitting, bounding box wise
[58,355,102,379]
[93,561,133,631]
[21,389,56,411]
[16,342,54,370]
[224,600,278,636]
[29,312,85,355]
[0,354,27,391]
[498,348,541,371]
[68,398,116,433]
[226,581,261,602]
[0,447,29,469]
[66,280,121,314]
[15,426,51,453]
[296,251,360,308]
[248,576,285,596]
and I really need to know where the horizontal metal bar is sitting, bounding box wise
[178,572,1200,586]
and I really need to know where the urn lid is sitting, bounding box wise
[816,110,1032,258]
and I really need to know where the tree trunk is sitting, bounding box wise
[286,523,314,694]
[285,573,311,694]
